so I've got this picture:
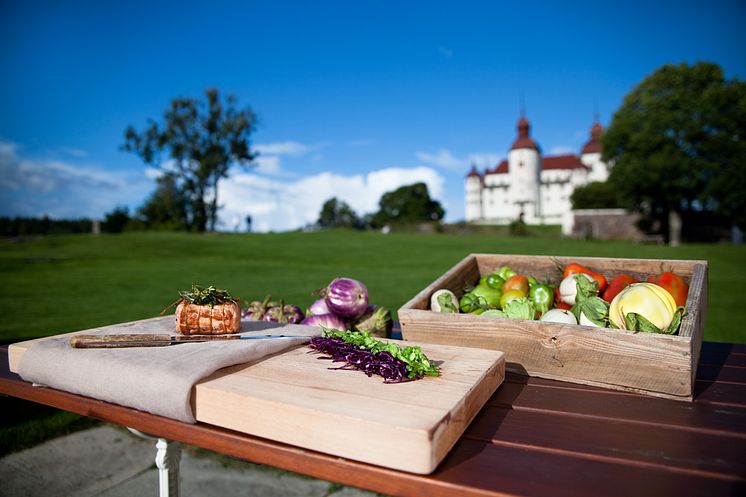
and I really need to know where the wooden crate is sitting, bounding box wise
[398,254,708,401]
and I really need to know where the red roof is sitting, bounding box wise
[493,160,508,174]
[581,122,603,154]
[466,164,482,178]
[510,116,540,151]
[542,154,588,170]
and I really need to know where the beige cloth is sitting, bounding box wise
[17,316,320,423]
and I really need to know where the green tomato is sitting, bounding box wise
[478,275,488,286]
[485,273,506,290]
[497,266,517,280]
[470,284,503,308]
[529,283,554,316]
[527,276,538,288]
[460,292,488,313]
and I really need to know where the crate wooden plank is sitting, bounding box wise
[399,253,708,400]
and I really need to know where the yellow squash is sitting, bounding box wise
[609,282,677,331]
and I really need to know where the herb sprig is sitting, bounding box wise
[178,284,237,306]
[316,328,440,380]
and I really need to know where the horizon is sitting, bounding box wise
[1,1,745,232]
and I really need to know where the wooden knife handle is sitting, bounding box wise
[70,334,172,348]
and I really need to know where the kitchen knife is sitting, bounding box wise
[69,333,312,348]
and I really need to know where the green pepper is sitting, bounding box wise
[485,273,506,290]
[497,266,516,280]
[529,283,554,316]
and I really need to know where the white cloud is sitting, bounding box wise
[217,166,444,232]
[0,140,154,219]
[254,141,311,156]
[548,146,574,155]
[62,147,88,158]
[467,153,502,168]
[416,149,467,170]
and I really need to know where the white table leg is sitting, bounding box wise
[127,428,182,497]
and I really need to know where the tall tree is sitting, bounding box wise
[123,88,258,232]
[317,197,361,229]
[603,62,746,243]
[373,182,444,226]
[137,173,190,230]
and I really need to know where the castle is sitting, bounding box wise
[465,116,609,225]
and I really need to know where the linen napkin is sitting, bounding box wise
[17,316,320,423]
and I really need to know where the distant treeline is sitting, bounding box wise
[0,216,94,237]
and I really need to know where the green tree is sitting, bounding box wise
[373,182,444,226]
[317,197,361,229]
[102,206,130,233]
[570,181,622,210]
[123,88,258,232]
[603,62,746,243]
[137,173,189,230]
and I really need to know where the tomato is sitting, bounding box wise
[601,274,639,303]
[485,273,506,290]
[470,285,503,308]
[502,275,529,295]
[500,289,525,309]
[647,272,689,307]
[563,263,608,293]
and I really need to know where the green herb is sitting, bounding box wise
[322,329,440,378]
[179,284,236,306]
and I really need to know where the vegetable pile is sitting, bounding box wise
[309,329,440,382]
[430,263,690,335]
[302,277,393,338]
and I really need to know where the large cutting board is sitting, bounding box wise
[9,326,505,474]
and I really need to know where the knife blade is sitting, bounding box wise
[69,333,312,348]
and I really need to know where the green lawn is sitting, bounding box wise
[1,230,744,455]
[1,230,744,343]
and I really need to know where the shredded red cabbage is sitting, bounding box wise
[308,336,414,383]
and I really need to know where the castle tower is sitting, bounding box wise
[507,115,542,222]
[464,164,483,222]
[580,120,608,182]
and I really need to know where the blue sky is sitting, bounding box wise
[1,0,745,231]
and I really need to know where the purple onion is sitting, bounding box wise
[324,277,369,320]
[300,313,347,331]
[308,298,331,316]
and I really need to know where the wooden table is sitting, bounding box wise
[2,340,745,497]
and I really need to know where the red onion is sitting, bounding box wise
[324,277,369,320]
[301,313,347,330]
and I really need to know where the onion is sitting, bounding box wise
[300,313,347,331]
[323,278,369,320]
[540,308,577,325]
[308,298,331,316]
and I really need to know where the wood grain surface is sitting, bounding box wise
[2,342,745,497]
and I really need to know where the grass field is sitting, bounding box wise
[1,230,745,454]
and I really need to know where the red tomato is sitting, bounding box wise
[502,275,529,295]
[601,274,639,303]
[553,287,572,309]
[647,272,689,307]
[563,263,608,292]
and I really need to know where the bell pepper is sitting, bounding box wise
[563,263,608,293]
[646,271,689,307]
[529,283,554,316]
[601,274,639,303]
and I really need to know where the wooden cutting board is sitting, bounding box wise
[9,326,505,474]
